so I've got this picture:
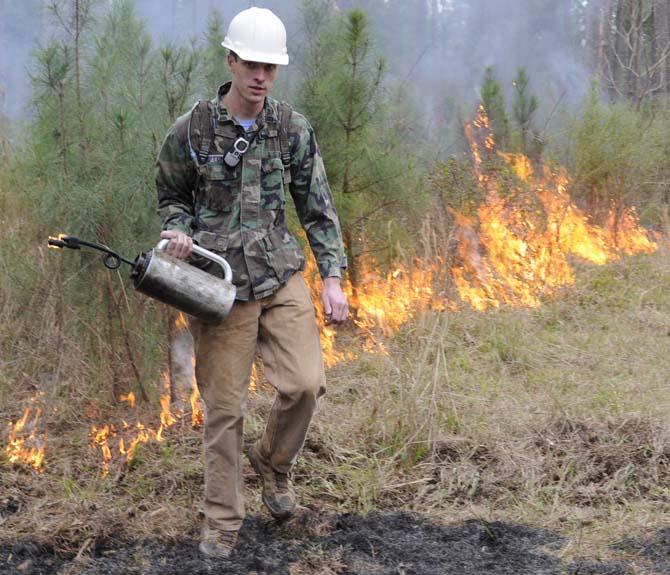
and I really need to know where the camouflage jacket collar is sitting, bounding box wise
[214,82,281,130]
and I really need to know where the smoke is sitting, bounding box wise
[1,0,592,139]
[0,1,48,119]
[365,0,591,134]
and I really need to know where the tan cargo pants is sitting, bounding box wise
[189,272,326,532]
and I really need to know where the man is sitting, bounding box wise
[154,7,348,560]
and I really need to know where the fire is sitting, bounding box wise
[90,419,166,477]
[451,106,656,311]
[188,355,205,427]
[120,392,136,408]
[190,382,204,427]
[6,397,47,472]
[18,128,658,475]
[47,233,68,248]
[87,315,208,476]
[301,104,656,357]
[88,376,187,477]
[303,257,445,366]
[348,262,441,338]
[90,424,115,477]
[159,372,177,428]
[175,312,189,330]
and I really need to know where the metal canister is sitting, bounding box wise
[130,239,236,323]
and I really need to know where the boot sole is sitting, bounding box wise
[198,540,233,559]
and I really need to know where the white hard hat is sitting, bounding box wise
[222,7,289,66]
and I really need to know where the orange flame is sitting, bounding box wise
[75,130,660,476]
[299,105,657,358]
[302,257,444,367]
[450,106,656,311]
[89,373,185,476]
[175,312,188,330]
[120,392,136,409]
[90,424,115,477]
[6,399,47,472]
[47,233,68,249]
[188,356,204,427]
[159,372,177,428]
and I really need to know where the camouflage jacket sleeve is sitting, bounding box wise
[288,114,347,279]
[155,113,198,235]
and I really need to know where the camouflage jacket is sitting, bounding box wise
[155,82,347,301]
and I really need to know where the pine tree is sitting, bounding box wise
[200,10,228,95]
[29,41,73,180]
[512,66,538,155]
[480,66,509,150]
[297,4,423,288]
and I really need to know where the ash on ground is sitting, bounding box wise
[0,511,639,575]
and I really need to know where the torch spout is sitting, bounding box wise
[48,235,81,250]
[47,234,135,269]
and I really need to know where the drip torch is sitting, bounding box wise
[47,235,236,323]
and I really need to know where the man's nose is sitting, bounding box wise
[253,66,267,81]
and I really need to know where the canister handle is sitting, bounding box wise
[156,239,233,283]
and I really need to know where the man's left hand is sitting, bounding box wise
[322,277,348,325]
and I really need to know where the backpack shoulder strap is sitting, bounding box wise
[186,99,215,169]
[278,101,293,179]
[194,99,215,165]
[185,99,215,201]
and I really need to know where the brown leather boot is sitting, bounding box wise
[199,526,238,559]
[246,444,296,519]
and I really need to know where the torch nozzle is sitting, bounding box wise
[47,234,80,250]
[47,234,134,269]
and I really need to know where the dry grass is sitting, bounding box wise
[3,241,670,568]
[297,242,670,558]
[288,546,345,575]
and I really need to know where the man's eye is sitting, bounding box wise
[265,65,276,72]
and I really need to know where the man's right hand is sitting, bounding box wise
[160,229,193,259]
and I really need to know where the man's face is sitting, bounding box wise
[227,53,279,107]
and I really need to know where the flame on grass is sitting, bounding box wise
[189,360,205,427]
[305,104,656,358]
[6,394,47,472]
[90,373,181,477]
[303,257,445,366]
[451,104,656,311]
[87,314,262,476]
[40,118,660,474]
[120,392,136,409]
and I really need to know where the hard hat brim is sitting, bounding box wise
[222,39,289,66]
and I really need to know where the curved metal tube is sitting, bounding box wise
[156,239,233,283]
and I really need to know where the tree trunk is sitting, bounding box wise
[74,0,87,159]
[653,0,670,95]
[167,311,195,413]
[613,0,635,99]
[599,0,614,86]
[585,0,614,92]
[0,5,6,171]
[343,226,359,301]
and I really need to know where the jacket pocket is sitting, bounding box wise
[260,157,286,210]
[201,162,239,212]
[192,230,229,252]
[262,227,304,282]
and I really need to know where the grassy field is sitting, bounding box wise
[3,243,670,572]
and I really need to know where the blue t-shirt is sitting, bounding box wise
[236,117,255,132]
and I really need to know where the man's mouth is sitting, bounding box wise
[249,86,265,94]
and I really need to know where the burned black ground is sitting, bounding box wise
[0,511,642,575]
